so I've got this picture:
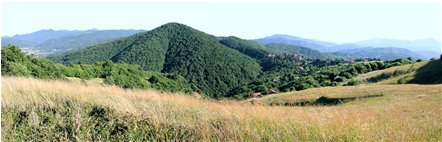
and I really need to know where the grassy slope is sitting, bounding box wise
[352,59,442,85]
[353,61,427,85]
[259,84,442,106]
[2,76,442,141]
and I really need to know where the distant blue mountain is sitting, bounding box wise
[2,29,145,51]
[2,29,82,47]
[350,38,441,59]
[414,50,441,60]
[333,47,420,60]
[254,34,337,52]
[326,43,365,52]
[255,34,441,59]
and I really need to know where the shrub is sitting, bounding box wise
[397,78,407,84]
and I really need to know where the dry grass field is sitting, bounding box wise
[2,76,442,141]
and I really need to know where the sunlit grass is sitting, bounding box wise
[2,76,442,141]
[353,61,428,85]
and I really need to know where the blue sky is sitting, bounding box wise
[2,2,441,42]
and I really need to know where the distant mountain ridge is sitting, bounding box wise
[264,43,340,60]
[218,36,339,61]
[255,34,337,52]
[334,47,420,60]
[6,28,439,60]
[1,29,145,54]
[255,34,441,60]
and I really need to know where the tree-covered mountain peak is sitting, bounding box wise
[49,22,262,98]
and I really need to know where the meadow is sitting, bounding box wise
[2,76,442,141]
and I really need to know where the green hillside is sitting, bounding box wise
[1,45,194,93]
[409,59,442,84]
[219,36,270,61]
[350,59,442,85]
[49,23,262,98]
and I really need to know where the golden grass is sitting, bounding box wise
[66,77,105,86]
[2,76,442,141]
[260,84,442,105]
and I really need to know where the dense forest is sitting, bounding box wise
[49,23,263,98]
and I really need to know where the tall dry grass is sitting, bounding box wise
[2,76,442,141]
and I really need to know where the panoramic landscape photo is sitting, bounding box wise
[1,1,442,141]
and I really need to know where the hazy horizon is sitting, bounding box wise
[2,2,441,43]
[2,27,441,44]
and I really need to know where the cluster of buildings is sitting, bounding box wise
[267,53,304,61]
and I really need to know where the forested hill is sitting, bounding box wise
[1,46,194,93]
[218,36,270,61]
[49,22,262,98]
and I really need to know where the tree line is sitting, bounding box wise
[1,45,195,93]
[226,56,414,99]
